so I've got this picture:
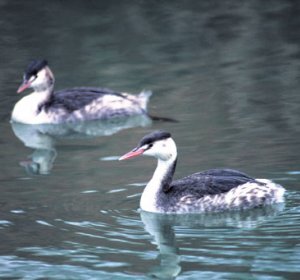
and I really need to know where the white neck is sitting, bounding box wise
[140,154,177,213]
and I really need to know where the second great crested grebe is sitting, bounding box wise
[119,131,285,214]
[11,60,152,124]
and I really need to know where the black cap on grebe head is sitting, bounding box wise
[24,59,48,81]
[139,130,171,147]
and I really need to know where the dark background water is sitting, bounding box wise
[1,1,300,279]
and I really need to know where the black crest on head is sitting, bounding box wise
[24,59,48,80]
[139,130,171,147]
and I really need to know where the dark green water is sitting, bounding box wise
[1,1,300,279]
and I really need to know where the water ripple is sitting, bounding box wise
[0,255,145,279]
[0,220,13,228]
[2,189,300,279]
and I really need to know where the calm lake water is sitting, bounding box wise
[1,1,300,279]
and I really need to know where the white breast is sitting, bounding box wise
[11,91,53,124]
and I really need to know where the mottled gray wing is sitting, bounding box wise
[46,87,125,112]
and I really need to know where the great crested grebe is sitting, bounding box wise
[11,60,152,124]
[119,131,285,213]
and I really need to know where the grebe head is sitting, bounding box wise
[17,59,54,93]
[119,130,177,161]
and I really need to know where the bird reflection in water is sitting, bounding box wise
[11,115,151,175]
[140,203,285,279]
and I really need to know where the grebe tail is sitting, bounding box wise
[137,90,152,112]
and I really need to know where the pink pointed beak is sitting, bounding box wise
[17,80,31,93]
[119,147,145,160]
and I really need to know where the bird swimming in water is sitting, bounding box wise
[11,59,152,124]
[119,130,285,214]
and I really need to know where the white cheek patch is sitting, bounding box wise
[142,145,153,157]
[141,144,149,150]
[29,76,36,83]
[31,68,48,85]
